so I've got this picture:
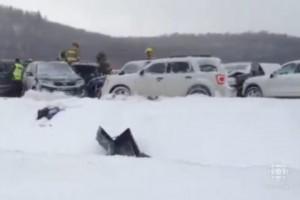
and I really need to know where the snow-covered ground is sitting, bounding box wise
[0,91,300,200]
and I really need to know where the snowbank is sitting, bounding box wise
[0,93,299,199]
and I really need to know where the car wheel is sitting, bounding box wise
[187,85,211,96]
[79,89,87,98]
[245,86,263,97]
[96,88,102,99]
[111,86,131,96]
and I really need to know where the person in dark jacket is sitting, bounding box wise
[96,52,112,75]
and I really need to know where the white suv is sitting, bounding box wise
[243,60,300,98]
[101,56,234,97]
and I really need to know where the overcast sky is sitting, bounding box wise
[0,0,299,37]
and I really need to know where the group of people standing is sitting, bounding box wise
[59,42,112,75]
[60,42,155,74]
[8,42,155,97]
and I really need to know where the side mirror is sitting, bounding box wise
[139,70,145,76]
[270,72,277,79]
[119,71,125,75]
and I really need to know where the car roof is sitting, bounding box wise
[283,60,300,65]
[152,56,221,63]
[32,61,70,65]
[145,57,222,68]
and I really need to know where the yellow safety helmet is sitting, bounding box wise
[145,48,154,53]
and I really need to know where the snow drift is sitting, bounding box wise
[0,92,299,200]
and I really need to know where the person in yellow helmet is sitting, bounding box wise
[65,42,80,64]
[145,48,154,60]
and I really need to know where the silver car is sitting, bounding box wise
[23,61,85,95]
[102,56,235,97]
[243,60,300,98]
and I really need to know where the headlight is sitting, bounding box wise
[77,79,85,85]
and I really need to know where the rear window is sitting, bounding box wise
[199,65,217,72]
[146,63,166,74]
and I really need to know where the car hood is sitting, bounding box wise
[107,73,137,79]
[39,75,81,81]
[245,75,270,84]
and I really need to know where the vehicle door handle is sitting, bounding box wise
[185,76,192,79]
[156,77,164,82]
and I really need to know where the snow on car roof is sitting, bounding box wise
[283,60,300,65]
[154,56,221,62]
[148,57,222,66]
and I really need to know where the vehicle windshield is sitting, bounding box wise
[260,63,282,75]
[37,62,77,78]
[121,61,148,74]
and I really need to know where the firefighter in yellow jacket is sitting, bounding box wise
[145,48,154,60]
[65,42,80,64]
[12,58,24,96]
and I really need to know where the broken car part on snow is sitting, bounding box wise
[96,127,149,158]
[37,106,63,120]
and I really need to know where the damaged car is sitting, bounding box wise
[0,59,17,97]
[224,62,281,97]
[72,62,106,97]
[243,60,300,98]
[23,61,85,96]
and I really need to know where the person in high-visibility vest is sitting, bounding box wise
[65,42,80,64]
[12,58,24,97]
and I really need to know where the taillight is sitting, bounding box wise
[216,74,226,85]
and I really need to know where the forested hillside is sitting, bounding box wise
[1,5,300,67]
